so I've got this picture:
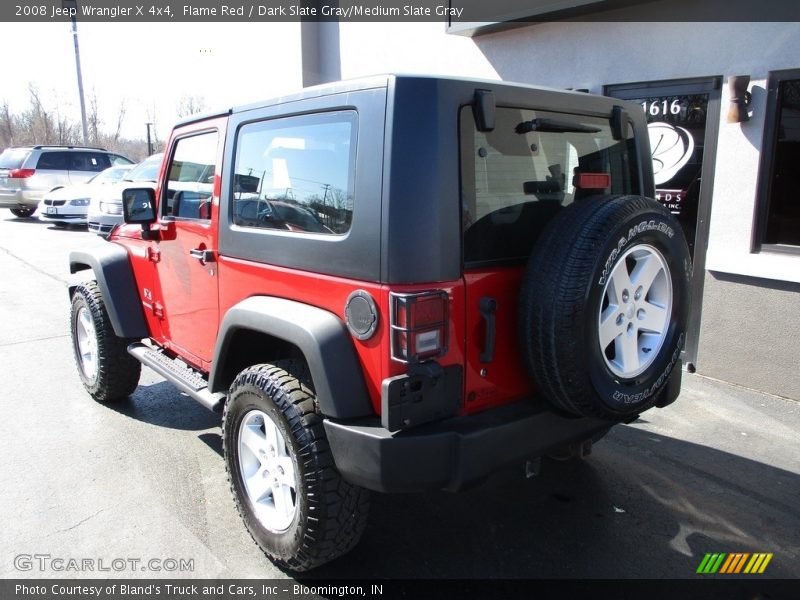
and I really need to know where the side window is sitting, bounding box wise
[460,106,640,265]
[35,151,70,170]
[757,70,800,248]
[163,131,218,220]
[70,152,111,172]
[232,110,356,235]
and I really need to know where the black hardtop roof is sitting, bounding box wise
[172,74,612,128]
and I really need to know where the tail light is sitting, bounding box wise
[390,291,449,363]
[8,168,35,179]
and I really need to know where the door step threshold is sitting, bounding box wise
[128,343,225,412]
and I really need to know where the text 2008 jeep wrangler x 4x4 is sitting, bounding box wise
[68,75,690,571]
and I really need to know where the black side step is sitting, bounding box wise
[128,343,225,412]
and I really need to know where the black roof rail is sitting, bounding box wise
[31,145,108,151]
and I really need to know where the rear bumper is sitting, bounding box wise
[324,401,611,493]
[0,189,39,208]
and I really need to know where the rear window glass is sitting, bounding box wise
[461,106,640,265]
[35,151,70,170]
[0,148,29,169]
[232,110,357,236]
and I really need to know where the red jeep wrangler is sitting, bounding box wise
[68,75,690,571]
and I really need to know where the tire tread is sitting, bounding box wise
[222,360,369,572]
[71,281,141,402]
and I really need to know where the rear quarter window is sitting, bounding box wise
[231,110,357,236]
[461,106,640,266]
[35,151,70,170]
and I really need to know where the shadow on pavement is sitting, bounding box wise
[103,380,221,432]
[301,425,800,579]
[97,377,800,579]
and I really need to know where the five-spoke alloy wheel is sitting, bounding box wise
[598,244,673,379]
[237,409,298,533]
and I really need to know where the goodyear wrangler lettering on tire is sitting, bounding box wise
[519,195,691,420]
[598,220,675,286]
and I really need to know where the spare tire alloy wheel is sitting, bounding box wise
[598,243,672,379]
[519,195,691,420]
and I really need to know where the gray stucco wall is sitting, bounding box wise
[697,272,800,400]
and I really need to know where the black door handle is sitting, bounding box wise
[479,296,497,363]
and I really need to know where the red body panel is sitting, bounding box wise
[119,221,534,417]
[217,256,466,415]
[155,219,219,365]
[463,267,535,413]
[113,117,227,371]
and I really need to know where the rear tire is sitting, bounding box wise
[519,195,690,420]
[10,207,35,218]
[223,360,369,572]
[70,282,141,402]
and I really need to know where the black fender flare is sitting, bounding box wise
[68,244,149,339]
[209,296,373,420]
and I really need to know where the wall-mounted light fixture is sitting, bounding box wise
[727,75,752,123]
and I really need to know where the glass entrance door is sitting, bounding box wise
[606,77,722,368]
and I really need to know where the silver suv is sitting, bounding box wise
[0,145,133,218]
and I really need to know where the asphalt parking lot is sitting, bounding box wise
[1,212,799,582]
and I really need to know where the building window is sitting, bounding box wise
[756,69,800,249]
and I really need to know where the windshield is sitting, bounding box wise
[0,148,30,169]
[124,154,163,182]
[89,165,133,184]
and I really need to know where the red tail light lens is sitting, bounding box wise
[390,291,449,363]
[8,168,35,179]
[574,172,611,189]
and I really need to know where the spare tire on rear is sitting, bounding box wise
[519,195,691,420]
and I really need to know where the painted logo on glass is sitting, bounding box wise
[635,94,708,257]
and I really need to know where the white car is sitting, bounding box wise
[88,153,163,237]
[37,164,134,226]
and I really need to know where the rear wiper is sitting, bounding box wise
[516,118,601,134]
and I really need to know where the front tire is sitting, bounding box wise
[70,282,141,402]
[10,207,35,218]
[223,361,369,572]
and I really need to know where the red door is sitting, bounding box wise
[153,121,225,369]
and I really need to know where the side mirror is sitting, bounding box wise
[122,188,156,224]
